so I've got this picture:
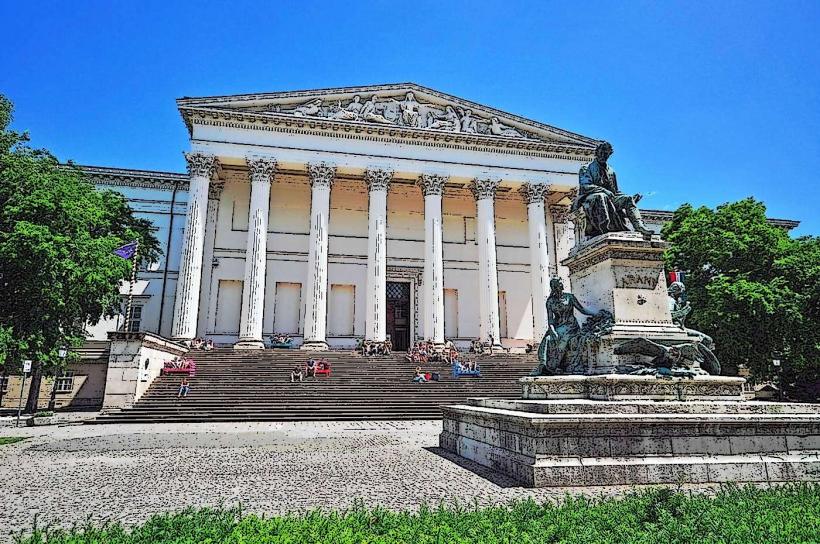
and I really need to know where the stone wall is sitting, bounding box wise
[102,332,188,410]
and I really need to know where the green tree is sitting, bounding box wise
[662,198,819,400]
[0,95,160,412]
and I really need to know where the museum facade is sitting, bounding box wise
[80,83,794,351]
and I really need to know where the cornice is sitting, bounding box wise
[561,235,667,275]
[179,106,597,161]
[70,164,188,191]
[637,208,798,230]
[177,82,599,147]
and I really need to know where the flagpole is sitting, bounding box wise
[125,240,139,332]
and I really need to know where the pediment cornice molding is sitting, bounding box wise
[70,164,188,191]
[182,106,596,160]
[177,83,599,160]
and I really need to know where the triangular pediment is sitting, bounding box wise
[177,83,597,147]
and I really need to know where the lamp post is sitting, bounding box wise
[48,347,68,411]
[16,360,32,428]
[772,354,783,402]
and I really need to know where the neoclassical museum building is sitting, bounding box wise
[81,83,794,352]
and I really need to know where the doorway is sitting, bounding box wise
[386,281,411,351]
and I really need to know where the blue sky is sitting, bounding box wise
[3,0,819,234]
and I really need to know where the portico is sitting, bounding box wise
[169,83,599,350]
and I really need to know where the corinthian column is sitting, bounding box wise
[418,174,447,345]
[364,168,393,342]
[520,182,552,342]
[470,178,503,349]
[235,156,276,349]
[196,182,225,338]
[301,162,335,351]
[172,152,218,343]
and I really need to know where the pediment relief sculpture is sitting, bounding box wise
[263,91,535,140]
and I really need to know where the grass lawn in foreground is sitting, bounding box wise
[13,484,820,544]
[0,436,26,446]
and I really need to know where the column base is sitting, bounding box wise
[300,340,329,351]
[233,339,266,350]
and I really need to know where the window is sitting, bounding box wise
[54,371,75,393]
[126,305,142,332]
[0,376,8,393]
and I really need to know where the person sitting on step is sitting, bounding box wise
[305,358,316,378]
[413,366,427,383]
[178,378,190,398]
[290,364,304,383]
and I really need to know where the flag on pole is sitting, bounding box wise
[113,241,138,260]
[668,270,686,284]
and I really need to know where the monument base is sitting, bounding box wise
[521,375,745,402]
[440,397,820,487]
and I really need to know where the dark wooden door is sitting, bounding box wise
[386,282,411,351]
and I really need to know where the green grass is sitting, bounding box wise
[0,436,27,446]
[14,484,820,544]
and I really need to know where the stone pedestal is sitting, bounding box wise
[521,375,746,402]
[440,228,820,488]
[440,397,820,487]
[562,232,692,373]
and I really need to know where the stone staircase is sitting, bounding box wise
[93,349,536,423]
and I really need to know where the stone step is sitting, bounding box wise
[96,350,534,424]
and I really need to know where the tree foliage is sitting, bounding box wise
[662,198,819,399]
[0,95,160,409]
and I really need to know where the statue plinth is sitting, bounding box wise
[562,232,691,373]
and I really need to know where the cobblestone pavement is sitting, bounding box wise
[0,419,677,541]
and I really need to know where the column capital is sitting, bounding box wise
[519,182,551,204]
[246,156,277,183]
[184,152,219,179]
[207,182,225,201]
[469,178,500,201]
[417,173,448,196]
[549,204,572,223]
[365,168,393,192]
[307,162,336,189]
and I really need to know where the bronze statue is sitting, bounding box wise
[667,281,692,328]
[614,336,721,376]
[530,278,613,376]
[614,280,721,376]
[668,280,717,347]
[572,142,654,238]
